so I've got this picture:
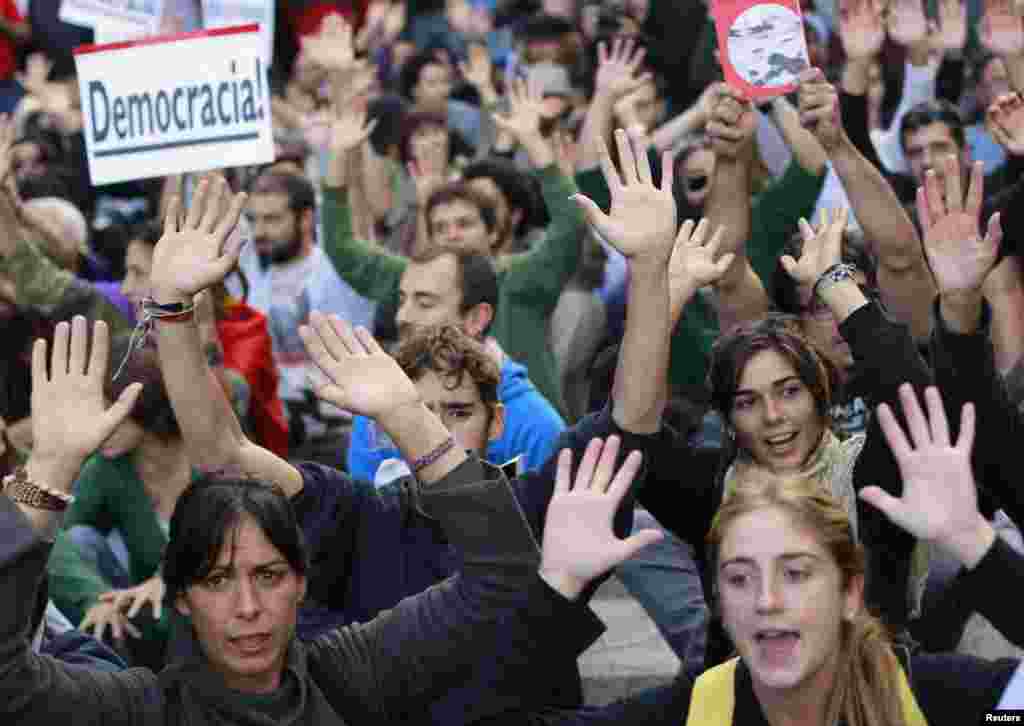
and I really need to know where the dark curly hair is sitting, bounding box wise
[394,324,500,407]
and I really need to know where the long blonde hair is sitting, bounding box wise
[707,477,906,726]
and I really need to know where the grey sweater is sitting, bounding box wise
[0,456,604,725]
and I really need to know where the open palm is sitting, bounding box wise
[150,175,248,301]
[918,157,1001,295]
[780,208,848,287]
[860,385,979,545]
[572,128,676,260]
[301,14,356,71]
[668,219,732,291]
[540,438,662,598]
[887,0,929,48]
[299,312,420,420]
[839,0,885,59]
[30,318,142,473]
[981,0,1024,57]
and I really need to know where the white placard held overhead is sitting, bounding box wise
[201,0,274,65]
[74,24,274,186]
[59,0,164,42]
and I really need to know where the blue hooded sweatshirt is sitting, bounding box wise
[347,357,565,481]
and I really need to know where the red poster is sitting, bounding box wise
[711,0,810,100]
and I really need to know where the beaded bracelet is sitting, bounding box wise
[812,263,858,303]
[3,466,74,511]
[112,297,197,380]
[411,436,456,474]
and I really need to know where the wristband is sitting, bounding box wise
[3,466,74,511]
[411,436,456,473]
[812,263,858,302]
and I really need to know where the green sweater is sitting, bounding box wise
[575,158,825,397]
[48,454,171,643]
[321,164,585,416]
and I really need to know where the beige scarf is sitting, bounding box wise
[721,431,929,618]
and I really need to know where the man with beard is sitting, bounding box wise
[346,249,565,483]
[233,171,376,464]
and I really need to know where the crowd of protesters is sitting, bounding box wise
[3,0,1024,722]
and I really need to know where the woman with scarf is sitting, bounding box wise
[636,205,936,667]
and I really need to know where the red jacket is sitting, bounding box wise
[217,301,289,458]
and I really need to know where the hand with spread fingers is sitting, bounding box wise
[80,600,143,644]
[917,155,1002,299]
[667,219,733,314]
[981,0,1024,58]
[860,385,995,569]
[298,312,421,420]
[838,0,886,61]
[570,127,677,262]
[780,207,850,288]
[538,437,662,600]
[887,0,929,49]
[328,106,378,155]
[986,92,1024,156]
[98,574,166,622]
[149,175,249,304]
[29,317,143,493]
[301,13,357,72]
[492,76,545,142]
[593,35,650,102]
[931,0,968,54]
[797,68,844,151]
[705,84,757,159]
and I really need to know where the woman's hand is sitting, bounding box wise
[780,207,849,288]
[98,574,166,621]
[539,437,662,600]
[81,598,143,643]
[149,175,248,304]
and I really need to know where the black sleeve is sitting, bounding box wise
[839,90,884,172]
[935,55,964,106]
[929,298,1024,526]
[956,536,1024,648]
[983,162,1024,260]
[841,302,933,630]
[912,652,1020,721]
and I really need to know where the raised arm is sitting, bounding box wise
[980,0,1024,94]
[149,176,303,495]
[798,67,935,341]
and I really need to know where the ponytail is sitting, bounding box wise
[827,614,905,726]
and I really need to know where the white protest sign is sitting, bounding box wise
[74,24,274,186]
[202,0,274,64]
[60,0,164,42]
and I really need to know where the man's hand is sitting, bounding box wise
[538,437,662,600]
[931,0,968,54]
[668,218,732,297]
[299,313,421,421]
[329,106,378,155]
[149,175,248,304]
[571,127,677,261]
[838,0,886,61]
[706,84,757,159]
[987,92,1024,155]
[301,13,357,72]
[797,67,844,151]
[918,155,1002,299]
[981,0,1024,58]
[492,76,545,142]
[860,385,995,570]
[29,318,142,492]
[887,0,930,50]
[593,36,650,102]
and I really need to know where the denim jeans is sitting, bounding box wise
[616,509,709,681]
[66,525,134,589]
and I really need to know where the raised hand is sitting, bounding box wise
[981,0,1024,57]
[931,0,968,54]
[780,207,849,287]
[918,155,1001,296]
[705,84,757,159]
[298,312,420,420]
[458,42,494,92]
[668,218,733,293]
[355,0,406,51]
[408,132,448,205]
[593,36,650,101]
[886,0,929,49]
[538,437,662,599]
[987,92,1024,156]
[859,385,994,568]
[492,76,545,142]
[797,67,844,151]
[29,318,142,490]
[571,127,677,261]
[838,0,886,60]
[81,599,142,643]
[329,105,378,154]
[98,575,166,620]
[301,13,356,72]
[149,175,248,303]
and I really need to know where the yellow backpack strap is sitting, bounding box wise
[685,657,739,726]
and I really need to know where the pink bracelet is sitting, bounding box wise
[411,436,456,473]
